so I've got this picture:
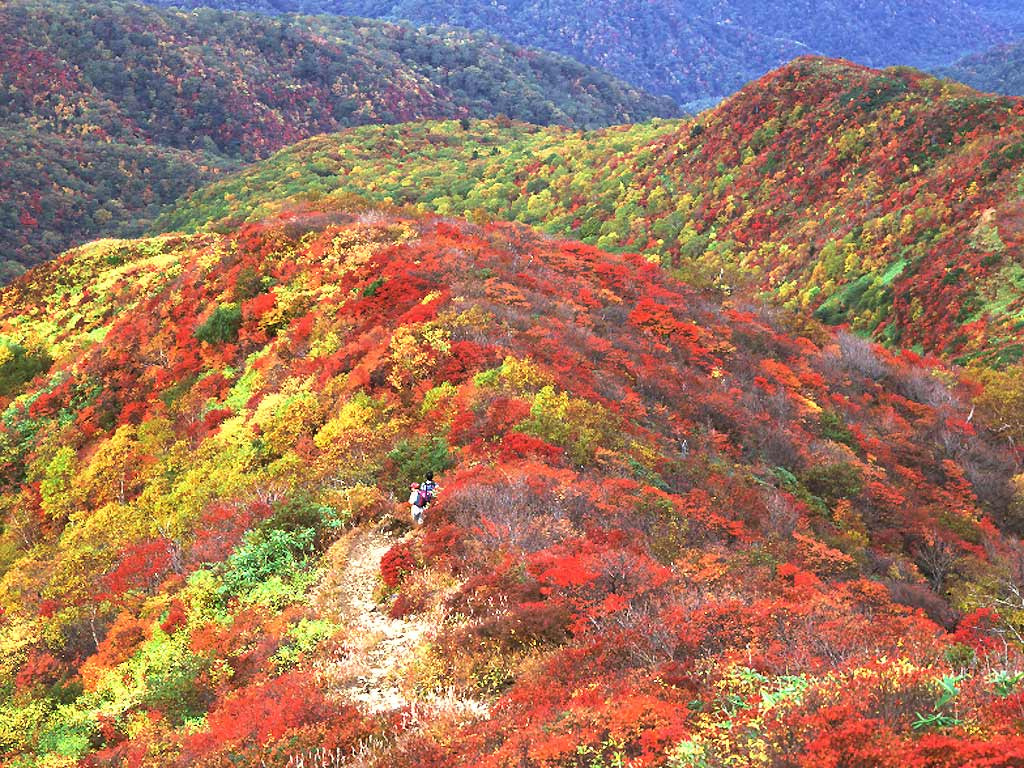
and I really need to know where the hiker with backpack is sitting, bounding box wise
[409,482,428,526]
[421,471,438,505]
[408,473,440,526]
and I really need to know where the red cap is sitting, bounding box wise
[410,482,420,489]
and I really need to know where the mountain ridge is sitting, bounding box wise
[939,39,1024,96]
[158,57,1024,367]
[0,0,674,275]
[143,0,1024,104]
[0,204,1022,765]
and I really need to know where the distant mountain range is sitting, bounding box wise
[144,0,1024,105]
[939,39,1024,96]
[160,57,1024,367]
[0,0,674,275]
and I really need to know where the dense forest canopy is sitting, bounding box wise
[145,0,1024,104]
[160,58,1024,368]
[0,0,674,275]
[939,40,1024,96]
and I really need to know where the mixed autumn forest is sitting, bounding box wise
[1,0,672,276]
[145,0,1024,105]
[4,204,1024,766]
[4,1,1024,767]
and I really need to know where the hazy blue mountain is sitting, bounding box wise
[145,0,1024,104]
[939,39,1024,96]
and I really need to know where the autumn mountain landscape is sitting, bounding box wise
[0,0,673,277]
[144,0,1024,105]
[5,1,1024,767]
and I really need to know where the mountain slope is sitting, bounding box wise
[0,206,1022,765]
[160,57,1024,366]
[939,40,1024,96]
[144,0,1024,104]
[0,0,675,275]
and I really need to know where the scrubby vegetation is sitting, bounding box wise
[0,0,674,272]
[1,207,1023,765]
[161,57,1024,365]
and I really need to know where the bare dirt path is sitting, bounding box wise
[313,526,430,713]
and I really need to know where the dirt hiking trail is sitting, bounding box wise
[313,527,430,713]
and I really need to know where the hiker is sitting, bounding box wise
[421,471,438,505]
[409,482,426,526]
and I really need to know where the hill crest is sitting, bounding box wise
[159,57,1024,366]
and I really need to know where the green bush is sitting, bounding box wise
[802,462,864,504]
[194,303,242,344]
[234,266,266,301]
[362,276,385,297]
[140,649,213,725]
[943,643,976,671]
[259,494,347,550]
[219,526,315,597]
[388,435,454,492]
[819,410,856,448]
[34,716,96,761]
[0,340,52,397]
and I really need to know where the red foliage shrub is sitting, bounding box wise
[485,396,532,432]
[399,290,447,325]
[181,671,334,756]
[82,741,150,768]
[420,522,463,569]
[81,612,150,689]
[189,606,290,687]
[380,540,417,589]
[500,432,564,462]
[528,531,673,638]
[950,607,1002,651]
[102,538,174,599]
[389,590,430,619]
[203,408,233,431]
[160,600,188,634]
[15,648,63,691]
[187,501,268,566]
[790,706,897,768]
[118,401,148,425]
[434,340,500,382]
[242,291,276,322]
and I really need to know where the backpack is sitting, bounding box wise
[422,481,437,503]
[416,489,429,507]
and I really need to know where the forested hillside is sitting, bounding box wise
[145,0,1024,104]
[0,0,674,275]
[940,40,1024,96]
[160,57,1024,367]
[1,206,1023,766]
[5,0,1024,765]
